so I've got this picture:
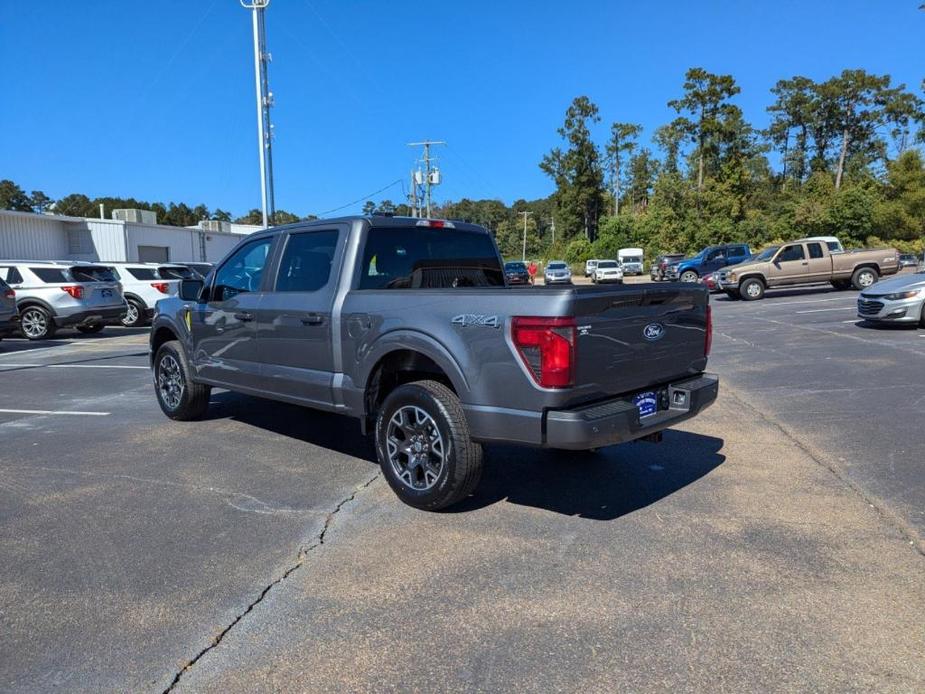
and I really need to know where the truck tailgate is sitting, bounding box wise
[571,284,709,397]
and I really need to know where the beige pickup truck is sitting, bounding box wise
[717,238,899,301]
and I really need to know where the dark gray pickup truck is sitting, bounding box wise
[150,216,718,509]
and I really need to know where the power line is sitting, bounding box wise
[315,179,403,217]
[408,141,445,218]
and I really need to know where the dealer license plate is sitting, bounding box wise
[633,391,658,419]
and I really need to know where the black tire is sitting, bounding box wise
[19,305,56,340]
[680,270,699,283]
[851,266,878,291]
[121,298,147,327]
[76,324,104,334]
[920,303,925,329]
[153,340,211,421]
[723,289,741,300]
[375,379,483,511]
[740,277,765,301]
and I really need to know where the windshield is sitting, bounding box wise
[547,262,567,270]
[751,246,780,261]
[504,262,526,271]
[597,260,618,268]
[622,256,641,264]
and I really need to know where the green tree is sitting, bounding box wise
[29,190,54,213]
[53,193,94,217]
[822,69,892,189]
[272,210,300,225]
[211,209,232,222]
[362,201,376,215]
[767,76,816,183]
[605,122,642,215]
[540,96,606,241]
[0,180,34,211]
[668,68,741,191]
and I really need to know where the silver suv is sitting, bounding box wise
[106,263,192,327]
[0,261,126,339]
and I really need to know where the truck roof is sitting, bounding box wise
[268,215,491,235]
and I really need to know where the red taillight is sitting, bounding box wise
[511,316,576,388]
[61,285,83,299]
[151,282,170,294]
[705,305,713,356]
[3,288,14,299]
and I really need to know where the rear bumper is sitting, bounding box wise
[0,315,19,336]
[57,306,127,327]
[544,374,719,450]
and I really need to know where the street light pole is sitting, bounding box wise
[520,211,532,261]
[241,0,274,228]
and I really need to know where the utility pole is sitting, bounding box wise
[408,140,445,218]
[520,211,532,261]
[241,0,275,228]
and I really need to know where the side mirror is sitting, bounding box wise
[179,278,204,301]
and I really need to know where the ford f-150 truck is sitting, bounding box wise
[718,238,899,300]
[150,216,718,510]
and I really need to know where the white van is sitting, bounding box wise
[618,248,645,276]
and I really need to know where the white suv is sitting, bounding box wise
[0,261,126,339]
[105,263,190,327]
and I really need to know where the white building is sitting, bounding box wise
[0,210,259,263]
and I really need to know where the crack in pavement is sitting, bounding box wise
[161,471,380,693]
[722,383,925,558]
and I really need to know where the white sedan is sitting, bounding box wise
[593,260,623,284]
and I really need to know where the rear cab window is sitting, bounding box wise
[358,226,503,289]
[808,243,824,259]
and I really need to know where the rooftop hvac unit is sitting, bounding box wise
[112,208,157,225]
[200,220,231,233]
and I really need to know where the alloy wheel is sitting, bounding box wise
[385,405,447,491]
[122,302,139,326]
[21,309,47,339]
[157,354,184,410]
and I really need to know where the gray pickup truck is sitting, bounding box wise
[150,216,718,509]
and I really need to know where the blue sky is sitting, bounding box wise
[2,1,922,217]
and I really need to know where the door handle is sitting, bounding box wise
[301,313,324,326]
[234,312,254,322]
[801,262,809,266]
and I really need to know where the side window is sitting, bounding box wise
[706,249,724,262]
[212,238,273,301]
[777,245,806,263]
[0,267,24,284]
[275,230,339,292]
[31,268,69,283]
[732,245,747,257]
[808,243,824,259]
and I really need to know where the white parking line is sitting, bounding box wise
[0,409,110,416]
[795,307,857,314]
[761,296,856,307]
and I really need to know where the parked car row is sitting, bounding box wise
[0,260,212,340]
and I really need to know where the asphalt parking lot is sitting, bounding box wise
[1,286,923,692]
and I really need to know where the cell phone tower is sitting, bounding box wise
[241,0,275,227]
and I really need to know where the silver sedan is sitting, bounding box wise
[857,271,925,326]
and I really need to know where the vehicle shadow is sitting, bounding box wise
[853,319,921,331]
[454,429,725,520]
[713,284,849,302]
[205,391,378,462]
[205,391,725,520]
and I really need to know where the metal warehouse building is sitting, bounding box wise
[0,210,257,264]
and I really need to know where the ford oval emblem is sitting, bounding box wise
[643,322,665,341]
